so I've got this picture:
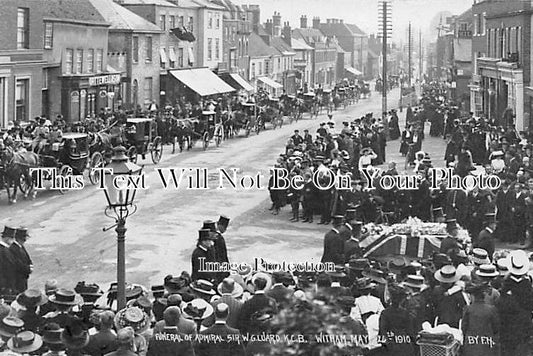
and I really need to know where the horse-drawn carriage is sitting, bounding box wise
[194,111,224,150]
[259,97,283,130]
[123,118,163,164]
[302,92,319,118]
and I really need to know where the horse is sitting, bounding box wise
[0,146,39,204]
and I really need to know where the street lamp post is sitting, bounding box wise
[102,146,143,310]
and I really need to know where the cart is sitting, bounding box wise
[124,118,163,164]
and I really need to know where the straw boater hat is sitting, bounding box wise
[7,331,43,354]
[472,248,490,266]
[251,272,273,291]
[16,289,48,309]
[0,317,24,338]
[217,278,243,298]
[475,264,499,278]
[496,258,509,275]
[190,279,216,296]
[401,275,427,291]
[434,265,460,284]
[182,298,214,321]
[507,250,530,276]
[114,307,150,334]
[48,289,83,306]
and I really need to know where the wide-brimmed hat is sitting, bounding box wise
[60,318,89,349]
[401,275,427,290]
[182,298,214,320]
[508,250,530,276]
[7,331,43,353]
[190,280,216,296]
[0,317,24,338]
[347,258,371,271]
[75,282,103,303]
[164,274,190,294]
[1,226,16,238]
[114,307,150,334]
[472,248,490,266]
[41,323,63,345]
[48,289,83,306]
[434,265,460,284]
[387,256,408,274]
[217,278,243,298]
[496,258,509,275]
[475,264,499,278]
[361,147,373,155]
[0,304,15,321]
[362,269,387,284]
[16,289,48,309]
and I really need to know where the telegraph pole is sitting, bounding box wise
[419,28,422,82]
[378,0,392,119]
[408,22,412,87]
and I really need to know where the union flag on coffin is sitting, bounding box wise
[360,233,443,259]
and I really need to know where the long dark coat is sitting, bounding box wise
[462,301,500,356]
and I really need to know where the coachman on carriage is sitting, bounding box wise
[123,118,163,164]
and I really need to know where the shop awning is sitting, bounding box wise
[160,48,168,64]
[168,47,177,63]
[258,76,283,89]
[222,73,254,92]
[170,68,235,97]
[188,47,195,64]
[345,67,362,76]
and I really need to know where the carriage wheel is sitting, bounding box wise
[18,169,34,197]
[127,146,138,164]
[151,137,163,164]
[89,152,104,185]
[58,165,73,195]
[203,132,210,151]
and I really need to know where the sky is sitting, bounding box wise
[233,0,472,42]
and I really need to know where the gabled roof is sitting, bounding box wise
[88,0,162,32]
[271,37,295,55]
[120,0,177,6]
[249,32,280,58]
[320,22,366,37]
[43,0,109,25]
[292,28,325,45]
[291,38,313,51]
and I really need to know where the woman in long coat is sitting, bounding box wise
[462,284,500,356]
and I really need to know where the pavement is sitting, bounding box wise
[1,87,455,290]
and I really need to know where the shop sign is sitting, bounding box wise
[89,74,121,87]
[71,91,79,103]
[99,90,107,98]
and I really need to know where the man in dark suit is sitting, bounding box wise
[338,209,357,241]
[344,221,362,262]
[321,215,345,264]
[265,272,294,308]
[290,130,304,146]
[0,226,17,295]
[196,303,245,356]
[237,276,278,333]
[466,187,491,240]
[191,229,217,282]
[444,188,468,226]
[10,227,33,293]
[495,180,514,242]
[147,307,195,356]
[202,278,243,329]
[214,216,230,264]
[475,214,497,260]
[512,182,528,244]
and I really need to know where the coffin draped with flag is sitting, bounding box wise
[359,218,469,259]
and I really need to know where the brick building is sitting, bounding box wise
[470,0,532,130]
[42,0,120,122]
[0,0,45,127]
[90,0,162,111]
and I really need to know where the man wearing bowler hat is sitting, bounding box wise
[321,215,345,265]
[191,229,217,282]
[10,227,33,293]
[0,226,17,295]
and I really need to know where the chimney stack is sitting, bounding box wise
[265,19,273,36]
[282,21,292,46]
[300,15,307,29]
[273,11,282,36]
[312,16,320,29]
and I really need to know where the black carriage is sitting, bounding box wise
[171,118,195,153]
[38,132,96,194]
[260,97,283,130]
[190,111,224,150]
[303,92,319,118]
[124,118,163,164]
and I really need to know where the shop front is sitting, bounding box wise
[61,72,122,122]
